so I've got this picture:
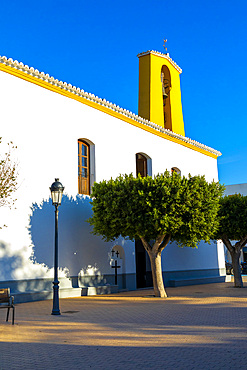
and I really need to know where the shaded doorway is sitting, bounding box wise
[243,247,247,262]
[135,239,153,288]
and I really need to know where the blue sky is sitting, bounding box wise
[0,1,246,185]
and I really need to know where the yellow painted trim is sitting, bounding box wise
[0,62,218,159]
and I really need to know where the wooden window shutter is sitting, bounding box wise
[78,140,90,195]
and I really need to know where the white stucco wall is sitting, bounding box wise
[224,183,247,196]
[162,240,224,272]
[0,69,223,284]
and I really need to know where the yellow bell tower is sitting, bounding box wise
[138,46,185,136]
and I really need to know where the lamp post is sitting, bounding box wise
[50,178,64,315]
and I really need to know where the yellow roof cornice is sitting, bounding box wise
[0,56,221,159]
[137,50,182,73]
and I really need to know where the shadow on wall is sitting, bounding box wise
[0,241,55,281]
[0,241,27,280]
[29,195,108,279]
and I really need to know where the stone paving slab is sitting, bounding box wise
[0,282,247,369]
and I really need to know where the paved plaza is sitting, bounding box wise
[0,282,247,369]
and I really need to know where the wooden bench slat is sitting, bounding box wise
[0,288,15,324]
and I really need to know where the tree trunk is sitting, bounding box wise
[221,236,244,288]
[147,250,167,298]
[140,235,170,298]
[230,250,243,288]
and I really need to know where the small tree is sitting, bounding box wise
[89,172,224,297]
[215,194,247,288]
[0,139,18,211]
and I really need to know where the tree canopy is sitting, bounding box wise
[215,194,247,287]
[215,194,247,242]
[89,172,224,297]
[89,172,224,247]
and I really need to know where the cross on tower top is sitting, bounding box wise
[163,38,168,53]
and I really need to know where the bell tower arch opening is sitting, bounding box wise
[161,65,172,130]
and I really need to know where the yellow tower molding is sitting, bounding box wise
[138,50,185,136]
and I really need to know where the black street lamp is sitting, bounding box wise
[50,178,64,315]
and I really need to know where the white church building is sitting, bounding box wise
[0,48,226,302]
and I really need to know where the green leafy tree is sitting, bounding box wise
[0,139,18,212]
[215,194,247,288]
[89,172,224,297]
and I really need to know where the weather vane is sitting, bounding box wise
[163,38,168,53]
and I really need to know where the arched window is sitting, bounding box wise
[78,139,90,195]
[136,153,147,177]
[136,153,152,177]
[171,167,181,175]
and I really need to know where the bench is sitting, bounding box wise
[0,288,15,325]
